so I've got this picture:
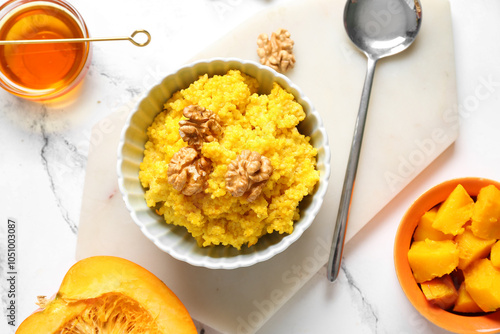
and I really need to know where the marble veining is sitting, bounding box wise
[342,262,381,333]
[98,71,121,87]
[39,109,87,234]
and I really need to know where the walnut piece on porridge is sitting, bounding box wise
[179,105,222,150]
[167,146,212,196]
[257,28,296,73]
[225,150,273,202]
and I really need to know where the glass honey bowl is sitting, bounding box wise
[0,0,91,101]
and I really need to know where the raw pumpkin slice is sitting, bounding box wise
[16,256,197,334]
[471,184,500,239]
[432,184,474,236]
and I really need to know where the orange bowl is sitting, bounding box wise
[394,177,500,333]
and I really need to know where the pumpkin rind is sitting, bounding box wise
[16,256,197,334]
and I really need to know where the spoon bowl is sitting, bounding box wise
[328,0,422,282]
[344,0,422,59]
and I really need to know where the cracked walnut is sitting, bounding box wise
[225,150,273,202]
[179,105,222,150]
[257,28,296,73]
[167,147,212,196]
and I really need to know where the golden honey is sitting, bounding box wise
[0,0,91,100]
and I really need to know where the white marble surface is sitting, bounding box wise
[1,0,499,333]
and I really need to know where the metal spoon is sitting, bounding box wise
[327,0,422,282]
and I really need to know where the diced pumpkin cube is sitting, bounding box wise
[408,239,459,283]
[491,241,500,269]
[455,226,495,270]
[453,282,483,313]
[432,184,474,236]
[471,185,500,239]
[464,258,500,312]
[420,275,458,310]
[413,207,454,242]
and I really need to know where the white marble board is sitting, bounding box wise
[75,0,458,333]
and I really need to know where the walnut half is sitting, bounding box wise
[179,105,222,150]
[225,150,273,202]
[167,147,212,196]
[257,28,296,73]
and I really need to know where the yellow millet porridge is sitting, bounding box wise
[139,70,319,249]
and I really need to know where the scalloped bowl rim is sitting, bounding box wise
[117,57,331,269]
[394,177,500,333]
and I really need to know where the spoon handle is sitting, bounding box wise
[0,30,151,47]
[327,56,378,282]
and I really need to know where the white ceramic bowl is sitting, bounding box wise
[117,58,331,269]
